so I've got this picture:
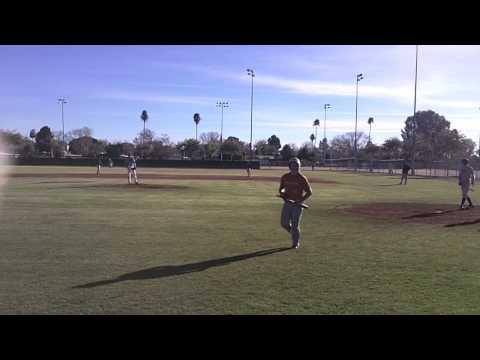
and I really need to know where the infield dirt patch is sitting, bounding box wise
[11,172,337,184]
[340,202,480,227]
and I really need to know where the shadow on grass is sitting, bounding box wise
[376,184,401,187]
[69,183,192,191]
[73,247,291,289]
[354,172,396,177]
[445,218,480,228]
[402,209,457,219]
[407,176,442,180]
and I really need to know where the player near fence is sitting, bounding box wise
[458,158,475,209]
[278,157,312,249]
[399,159,411,185]
[127,154,139,185]
[96,153,103,176]
[245,160,252,178]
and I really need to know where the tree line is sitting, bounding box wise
[0,109,477,162]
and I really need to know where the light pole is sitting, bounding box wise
[324,103,331,162]
[57,97,67,151]
[354,73,364,170]
[411,45,419,175]
[246,69,255,160]
[216,101,229,160]
[313,119,320,167]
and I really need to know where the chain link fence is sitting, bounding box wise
[321,157,480,178]
[258,157,480,179]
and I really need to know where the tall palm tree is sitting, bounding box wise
[140,110,149,144]
[313,119,320,148]
[193,113,201,141]
[367,117,374,144]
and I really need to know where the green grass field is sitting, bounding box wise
[1,165,480,314]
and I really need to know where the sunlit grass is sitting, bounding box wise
[1,166,479,314]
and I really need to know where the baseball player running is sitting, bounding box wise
[278,157,312,249]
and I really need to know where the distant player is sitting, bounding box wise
[399,159,411,185]
[96,154,102,176]
[246,161,252,178]
[458,158,475,209]
[278,157,312,249]
[127,154,139,185]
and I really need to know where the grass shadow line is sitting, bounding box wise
[73,247,291,289]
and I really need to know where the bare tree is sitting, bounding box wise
[200,132,220,144]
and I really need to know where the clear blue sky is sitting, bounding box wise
[1,45,480,148]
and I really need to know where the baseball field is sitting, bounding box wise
[1,165,480,314]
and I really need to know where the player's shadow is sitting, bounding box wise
[444,218,480,228]
[73,247,291,289]
[377,184,401,187]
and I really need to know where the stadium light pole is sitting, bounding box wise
[247,69,255,160]
[57,97,67,151]
[216,101,229,160]
[411,45,419,175]
[354,73,364,171]
[324,103,331,162]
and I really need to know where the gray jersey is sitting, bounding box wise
[127,158,137,170]
[459,165,474,185]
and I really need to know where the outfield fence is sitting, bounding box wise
[320,158,480,178]
[9,157,261,169]
[259,157,480,178]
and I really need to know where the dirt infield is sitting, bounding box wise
[340,202,480,227]
[10,172,337,184]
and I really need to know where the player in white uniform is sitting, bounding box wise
[127,155,139,185]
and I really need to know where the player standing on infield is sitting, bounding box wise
[279,157,312,249]
[458,158,475,209]
[399,159,411,185]
[127,154,139,185]
[96,153,102,177]
[246,161,252,178]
